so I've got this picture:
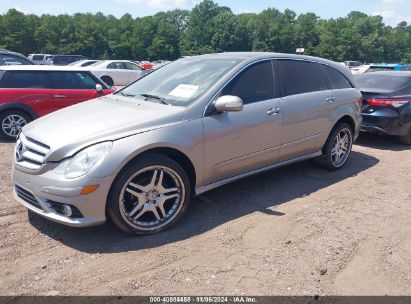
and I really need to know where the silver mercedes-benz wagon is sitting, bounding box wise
[12,52,362,234]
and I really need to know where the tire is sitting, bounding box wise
[0,110,31,141]
[101,76,114,87]
[398,128,411,145]
[315,123,353,170]
[107,153,191,235]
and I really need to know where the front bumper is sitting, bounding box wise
[12,165,115,227]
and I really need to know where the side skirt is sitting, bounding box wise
[195,151,322,195]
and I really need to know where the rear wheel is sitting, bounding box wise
[101,76,114,87]
[0,110,31,140]
[107,154,191,235]
[398,128,411,145]
[315,123,353,170]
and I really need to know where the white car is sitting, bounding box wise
[69,59,100,67]
[86,60,148,87]
[351,65,371,75]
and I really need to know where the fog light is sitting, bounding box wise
[62,205,73,217]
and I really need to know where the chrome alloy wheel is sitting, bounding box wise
[331,128,352,168]
[2,114,27,138]
[119,165,185,231]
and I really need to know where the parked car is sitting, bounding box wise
[0,66,114,140]
[0,49,34,66]
[138,61,154,70]
[343,61,363,69]
[28,54,53,65]
[69,60,100,67]
[351,65,371,75]
[368,63,411,72]
[12,52,361,235]
[46,55,88,66]
[355,71,411,144]
[86,60,149,86]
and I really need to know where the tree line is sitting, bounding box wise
[1,0,410,63]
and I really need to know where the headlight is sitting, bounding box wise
[54,142,112,179]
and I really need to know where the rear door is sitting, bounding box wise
[107,62,130,85]
[0,70,54,116]
[203,60,283,185]
[49,71,103,111]
[277,59,333,161]
[124,62,144,83]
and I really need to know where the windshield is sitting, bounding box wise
[355,74,411,91]
[118,58,240,106]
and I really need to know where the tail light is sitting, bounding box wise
[367,98,409,108]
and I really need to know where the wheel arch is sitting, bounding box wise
[0,103,38,120]
[111,146,197,194]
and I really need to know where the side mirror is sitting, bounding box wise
[214,95,244,113]
[96,84,103,93]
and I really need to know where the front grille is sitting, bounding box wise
[15,134,50,170]
[15,185,42,210]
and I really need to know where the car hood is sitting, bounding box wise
[22,95,186,161]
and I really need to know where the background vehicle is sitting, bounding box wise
[87,60,149,86]
[46,55,87,66]
[12,52,361,235]
[368,63,411,72]
[0,49,33,66]
[28,54,52,65]
[138,61,154,70]
[0,66,114,140]
[355,71,411,144]
[69,59,100,67]
[344,61,363,68]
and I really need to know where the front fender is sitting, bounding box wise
[90,118,204,189]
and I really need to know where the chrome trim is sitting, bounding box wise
[195,151,322,195]
[15,133,50,170]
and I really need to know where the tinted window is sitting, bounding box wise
[279,60,318,96]
[32,55,44,61]
[1,54,32,65]
[124,62,141,70]
[221,61,275,104]
[355,74,411,91]
[323,65,353,89]
[0,71,52,88]
[315,64,330,91]
[323,65,353,90]
[108,62,126,69]
[51,72,97,89]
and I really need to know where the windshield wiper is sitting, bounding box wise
[140,93,170,105]
[118,91,136,97]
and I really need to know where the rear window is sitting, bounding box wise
[51,71,97,89]
[0,71,52,88]
[32,55,44,61]
[322,65,353,89]
[279,60,318,96]
[355,74,411,91]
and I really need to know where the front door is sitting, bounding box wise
[203,60,283,185]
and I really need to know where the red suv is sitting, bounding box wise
[0,66,114,140]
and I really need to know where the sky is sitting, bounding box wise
[1,0,411,26]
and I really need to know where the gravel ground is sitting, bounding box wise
[0,133,410,296]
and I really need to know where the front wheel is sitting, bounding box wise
[0,110,31,140]
[315,123,353,170]
[107,154,191,235]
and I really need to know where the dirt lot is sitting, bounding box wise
[0,133,410,296]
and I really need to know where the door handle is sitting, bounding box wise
[325,96,336,103]
[54,95,67,98]
[266,106,281,116]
